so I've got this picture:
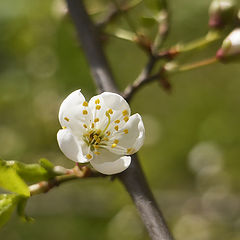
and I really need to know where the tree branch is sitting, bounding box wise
[66,0,174,239]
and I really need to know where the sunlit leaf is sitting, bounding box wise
[0,161,30,197]
[39,158,54,171]
[0,194,19,228]
[4,159,54,183]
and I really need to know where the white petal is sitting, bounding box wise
[59,89,86,127]
[90,150,131,175]
[100,92,131,115]
[109,113,145,155]
[88,95,108,130]
[57,129,89,163]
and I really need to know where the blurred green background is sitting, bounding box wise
[0,0,240,239]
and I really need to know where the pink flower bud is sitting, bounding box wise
[216,28,240,59]
[209,0,237,29]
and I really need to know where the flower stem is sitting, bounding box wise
[177,57,218,72]
[175,31,221,53]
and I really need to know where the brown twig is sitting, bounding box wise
[66,0,174,239]
[29,166,105,196]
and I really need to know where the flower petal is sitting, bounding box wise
[90,150,131,175]
[109,113,145,155]
[59,89,86,127]
[57,129,89,163]
[100,92,131,115]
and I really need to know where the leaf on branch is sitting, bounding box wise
[17,197,33,223]
[2,159,54,184]
[0,161,30,197]
[0,194,19,228]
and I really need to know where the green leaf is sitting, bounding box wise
[17,197,33,222]
[0,161,30,197]
[39,158,54,171]
[0,194,19,228]
[4,159,53,183]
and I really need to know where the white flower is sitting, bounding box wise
[57,90,145,175]
[216,28,240,58]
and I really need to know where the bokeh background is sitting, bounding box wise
[0,0,240,239]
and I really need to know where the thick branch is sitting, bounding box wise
[66,0,118,93]
[66,1,173,239]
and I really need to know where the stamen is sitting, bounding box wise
[96,105,101,110]
[111,143,117,148]
[122,110,128,116]
[123,116,129,122]
[86,154,92,159]
[93,135,98,140]
[64,117,69,122]
[95,99,100,104]
[83,101,88,107]
[102,112,111,133]
[115,120,120,124]
[83,110,88,115]
[91,123,95,128]
[108,109,113,114]
[94,118,99,123]
[62,126,67,129]
[96,129,102,135]
[114,125,119,131]
[94,151,100,155]
[94,145,99,149]
[96,138,101,144]
[123,129,128,134]
[103,137,109,141]
[106,131,111,136]
[83,124,87,128]
[127,148,132,154]
[114,139,119,144]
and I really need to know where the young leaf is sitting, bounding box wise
[0,194,19,228]
[4,160,53,183]
[39,158,54,172]
[0,161,30,197]
[17,197,33,222]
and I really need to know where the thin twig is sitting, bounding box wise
[29,166,105,196]
[66,1,174,239]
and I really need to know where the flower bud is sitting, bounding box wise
[208,0,237,29]
[216,28,240,59]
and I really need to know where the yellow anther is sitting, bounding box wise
[83,124,87,128]
[94,118,99,123]
[96,105,101,110]
[96,138,101,144]
[96,129,101,135]
[91,123,95,128]
[114,125,119,131]
[62,126,67,129]
[111,143,117,148]
[114,139,119,144]
[115,120,120,124]
[64,117,69,122]
[103,137,109,141]
[124,116,129,122]
[108,109,113,114]
[83,110,88,115]
[94,145,99,149]
[93,135,98,140]
[122,110,128,116]
[127,148,132,154]
[123,129,128,134]
[86,154,92,159]
[106,131,111,136]
[95,99,100,104]
[94,151,100,155]
[83,101,88,107]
